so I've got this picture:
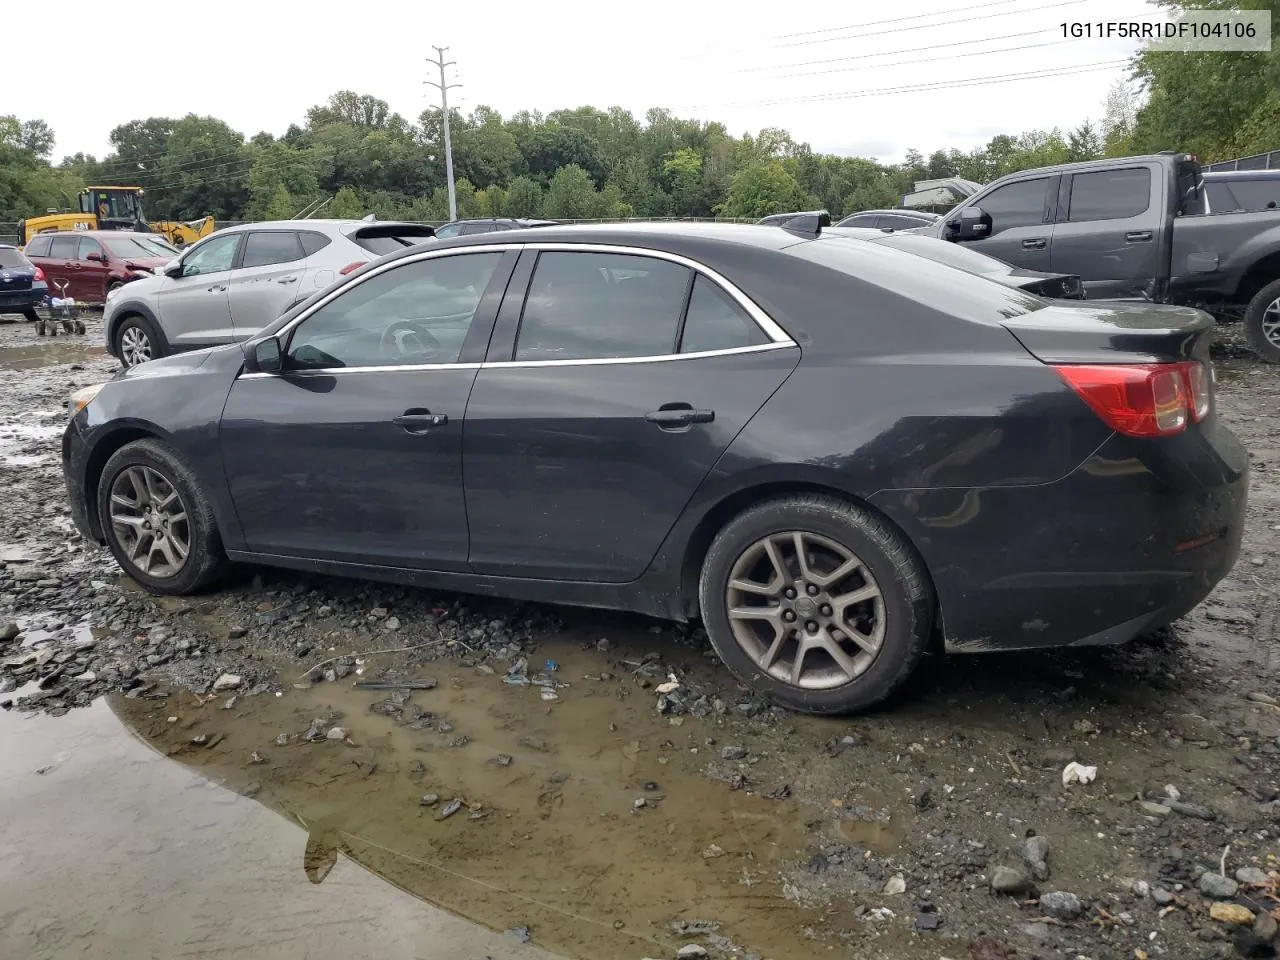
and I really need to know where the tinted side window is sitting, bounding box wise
[242,231,303,268]
[1205,182,1234,213]
[1221,179,1280,211]
[77,238,104,261]
[0,248,28,268]
[287,252,503,370]
[434,223,462,238]
[879,215,920,230]
[679,275,770,354]
[24,236,52,257]
[839,215,880,228]
[299,231,331,256]
[980,178,1050,234]
[181,234,240,277]
[49,236,79,259]
[515,252,690,362]
[1067,168,1151,221]
[459,223,494,235]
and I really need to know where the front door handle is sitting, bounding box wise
[207,284,226,293]
[1021,238,1047,249]
[277,276,298,284]
[393,408,448,434]
[1125,231,1153,243]
[644,404,715,429]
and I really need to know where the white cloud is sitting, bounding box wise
[13,0,1150,164]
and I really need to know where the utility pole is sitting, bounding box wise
[425,46,461,221]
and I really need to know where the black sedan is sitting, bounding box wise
[62,223,1247,714]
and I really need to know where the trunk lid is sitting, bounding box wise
[1000,301,1213,365]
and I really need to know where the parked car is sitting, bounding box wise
[63,222,1246,714]
[0,244,49,322]
[102,219,437,369]
[834,209,940,230]
[22,231,178,303]
[433,218,558,238]
[919,151,1280,360]
[1195,169,1280,214]
[756,210,832,228]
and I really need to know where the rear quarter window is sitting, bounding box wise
[23,236,51,257]
[789,236,1047,325]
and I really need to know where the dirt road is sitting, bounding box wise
[1,315,1277,960]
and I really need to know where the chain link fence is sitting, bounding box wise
[1203,150,1280,172]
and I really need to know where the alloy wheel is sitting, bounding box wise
[120,326,152,367]
[108,465,190,578]
[1261,298,1280,348]
[725,531,885,690]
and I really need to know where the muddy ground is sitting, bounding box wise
[0,314,1278,960]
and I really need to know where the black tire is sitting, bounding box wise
[96,439,226,595]
[21,307,38,323]
[113,313,164,368]
[1243,278,1280,362]
[698,494,933,715]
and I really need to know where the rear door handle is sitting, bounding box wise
[644,404,715,428]
[1021,238,1047,249]
[1125,231,1153,242]
[393,408,448,433]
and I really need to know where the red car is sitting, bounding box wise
[23,230,179,302]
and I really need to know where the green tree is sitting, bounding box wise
[329,185,364,218]
[544,164,599,218]
[717,162,810,219]
[504,175,544,217]
[663,148,706,216]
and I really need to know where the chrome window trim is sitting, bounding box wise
[248,241,795,378]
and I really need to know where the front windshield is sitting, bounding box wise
[101,235,179,260]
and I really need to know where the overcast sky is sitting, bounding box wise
[16,0,1149,165]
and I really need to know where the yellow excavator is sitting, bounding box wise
[17,186,216,249]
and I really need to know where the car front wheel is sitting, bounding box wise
[115,315,164,368]
[1244,279,1280,363]
[698,494,934,715]
[96,439,226,595]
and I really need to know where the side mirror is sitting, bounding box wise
[248,337,283,374]
[86,252,106,263]
[164,260,184,278]
[945,206,990,242]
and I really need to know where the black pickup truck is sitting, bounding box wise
[922,151,1280,360]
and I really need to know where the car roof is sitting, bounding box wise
[34,230,171,240]
[392,220,806,256]
[843,209,938,218]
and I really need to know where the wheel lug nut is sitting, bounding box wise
[783,610,796,622]
[784,588,796,600]
[806,584,819,596]
[821,604,833,616]
[806,620,818,633]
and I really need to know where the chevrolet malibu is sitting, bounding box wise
[62,222,1248,714]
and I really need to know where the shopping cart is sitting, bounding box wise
[36,279,87,337]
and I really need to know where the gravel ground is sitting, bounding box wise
[0,313,1278,960]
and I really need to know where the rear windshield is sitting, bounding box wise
[0,248,30,269]
[792,235,1047,323]
[350,225,436,255]
[866,233,1010,276]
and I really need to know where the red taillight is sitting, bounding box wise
[33,267,45,282]
[339,261,367,275]
[1054,360,1212,437]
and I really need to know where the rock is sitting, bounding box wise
[1141,801,1172,817]
[326,726,347,741]
[676,947,708,959]
[1039,891,1084,921]
[227,626,247,640]
[1236,867,1270,886]
[1254,912,1278,941]
[1247,692,1279,707]
[1209,902,1255,925]
[1131,880,1151,898]
[702,844,725,859]
[1151,887,1175,906]
[495,754,512,767]
[882,874,906,895]
[385,617,401,631]
[1199,872,1240,899]
[914,913,942,931]
[370,607,389,620]
[212,673,242,693]
[721,746,747,760]
[1165,798,1216,820]
[8,565,44,582]
[437,798,462,820]
[420,794,439,807]
[1022,835,1051,880]
[0,623,19,642]
[990,866,1031,894]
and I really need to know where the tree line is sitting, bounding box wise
[2,0,1277,228]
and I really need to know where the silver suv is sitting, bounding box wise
[103,219,436,367]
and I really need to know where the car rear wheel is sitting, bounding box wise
[115,314,163,368]
[97,439,226,595]
[698,494,933,715]
[1243,279,1280,363]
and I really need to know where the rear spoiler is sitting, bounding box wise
[345,221,436,241]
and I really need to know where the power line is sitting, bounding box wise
[425,46,462,221]
[683,60,1128,111]
[772,0,1046,40]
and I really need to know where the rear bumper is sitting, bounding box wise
[871,420,1249,653]
[0,287,44,310]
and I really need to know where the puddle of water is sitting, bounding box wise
[0,339,104,371]
[109,639,826,960]
[0,688,564,959]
